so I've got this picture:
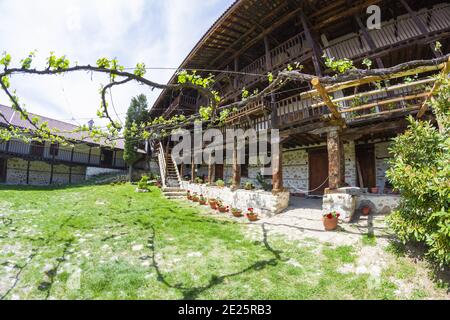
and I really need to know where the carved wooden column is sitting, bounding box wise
[272,138,283,193]
[327,127,345,190]
[191,149,196,182]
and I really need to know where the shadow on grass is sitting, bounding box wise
[145,223,284,300]
[387,240,450,293]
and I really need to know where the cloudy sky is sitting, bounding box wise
[0,0,233,127]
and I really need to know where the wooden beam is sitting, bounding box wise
[300,11,322,77]
[417,57,450,118]
[311,78,343,122]
[26,160,30,185]
[399,0,440,57]
[341,92,429,113]
[354,16,384,68]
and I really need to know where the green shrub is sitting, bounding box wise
[386,114,449,266]
[137,175,150,191]
[215,179,225,187]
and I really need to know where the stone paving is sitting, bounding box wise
[249,196,393,246]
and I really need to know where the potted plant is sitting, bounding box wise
[227,178,234,187]
[215,179,225,188]
[323,211,340,231]
[199,194,207,205]
[361,205,371,216]
[246,208,258,221]
[192,192,199,202]
[208,198,218,210]
[217,201,229,213]
[186,190,192,200]
[231,208,243,217]
[194,177,203,184]
[244,182,255,190]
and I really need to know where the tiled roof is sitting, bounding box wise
[0,104,124,149]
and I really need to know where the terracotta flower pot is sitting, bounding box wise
[218,207,228,213]
[247,214,258,222]
[199,200,206,205]
[209,202,218,210]
[323,217,339,231]
[370,187,379,194]
[361,206,371,216]
[192,197,199,203]
[187,195,192,200]
[231,210,243,217]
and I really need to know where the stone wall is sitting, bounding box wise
[181,181,290,217]
[179,140,391,195]
[2,157,86,185]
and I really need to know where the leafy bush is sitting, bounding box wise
[137,175,150,191]
[386,114,449,266]
[215,179,225,187]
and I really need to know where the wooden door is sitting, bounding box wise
[0,158,6,182]
[308,148,329,195]
[215,164,224,181]
[356,144,376,188]
[101,149,114,167]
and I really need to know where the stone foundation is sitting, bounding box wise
[323,187,400,222]
[181,181,290,217]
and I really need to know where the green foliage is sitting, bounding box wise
[194,177,203,184]
[0,52,12,69]
[386,113,450,266]
[199,106,213,121]
[243,181,255,190]
[134,63,146,77]
[256,172,271,191]
[241,87,249,100]
[47,52,70,71]
[323,55,355,74]
[123,94,150,166]
[362,58,373,70]
[215,179,225,187]
[20,50,36,70]
[267,72,274,83]
[137,175,150,191]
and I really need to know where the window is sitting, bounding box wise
[49,143,59,157]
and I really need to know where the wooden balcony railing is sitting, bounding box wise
[324,3,450,60]
[220,3,450,102]
[0,141,126,169]
[163,95,197,117]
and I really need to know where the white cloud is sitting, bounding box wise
[0,0,233,128]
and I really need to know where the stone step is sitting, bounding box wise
[162,187,183,192]
[164,191,186,197]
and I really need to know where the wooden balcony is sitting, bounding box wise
[324,3,450,60]
[219,3,450,101]
[163,95,197,117]
[0,141,126,169]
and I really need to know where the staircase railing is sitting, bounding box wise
[171,154,182,185]
[157,142,167,188]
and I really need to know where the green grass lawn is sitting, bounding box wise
[0,184,447,300]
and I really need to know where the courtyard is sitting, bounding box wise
[0,184,447,300]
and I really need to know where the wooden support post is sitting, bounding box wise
[232,140,241,189]
[272,135,283,193]
[327,127,345,190]
[87,146,92,164]
[417,57,450,118]
[300,11,323,77]
[70,146,74,162]
[191,151,196,182]
[233,57,239,90]
[26,160,30,185]
[311,78,343,122]
[400,0,440,57]
[354,16,384,68]
[69,166,72,184]
[50,163,54,185]
[207,156,215,184]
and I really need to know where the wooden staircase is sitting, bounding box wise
[157,142,184,199]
